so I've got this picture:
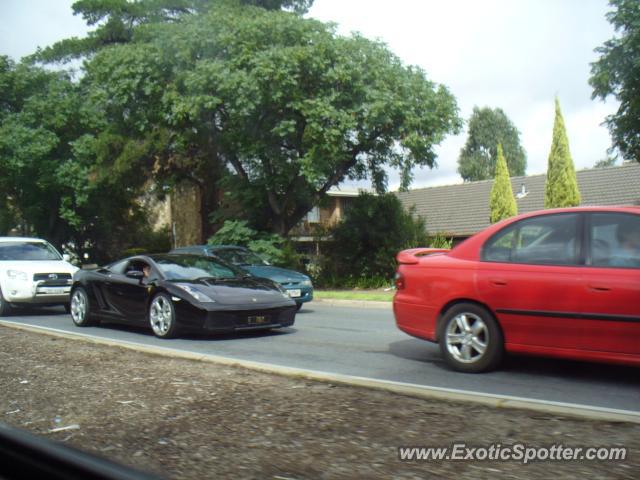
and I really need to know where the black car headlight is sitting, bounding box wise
[175,284,215,303]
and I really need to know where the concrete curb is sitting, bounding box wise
[2,320,639,425]
[311,298,391,309]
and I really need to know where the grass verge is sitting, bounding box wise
[315,289,394,302]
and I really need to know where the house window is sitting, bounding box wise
[307,206,320,223]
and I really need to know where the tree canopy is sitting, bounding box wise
[33,0,314,63]
[77,4,461,235]
[590,0,640,161]
[7,0,461,256]
[545,99,581,208]
[457,106,526,182]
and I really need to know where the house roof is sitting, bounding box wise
[396,162,640,237]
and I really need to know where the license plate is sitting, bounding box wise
[247,315,269,325]
[39,287,66,295]
[287,289,302,298]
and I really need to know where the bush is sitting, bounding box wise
[317,193,427,287]
[427,232,453,249]
[208,220,302,270]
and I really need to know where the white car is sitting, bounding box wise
[0,237,78,316]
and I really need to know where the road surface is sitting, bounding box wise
[2,303,638,412]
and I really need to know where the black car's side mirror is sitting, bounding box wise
[126,270,145,279]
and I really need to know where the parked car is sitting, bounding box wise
[0,237,77,316]
[70,254,297,338]
[170,245,313,309]
[393,207,640,373]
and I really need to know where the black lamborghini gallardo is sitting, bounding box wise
[70,254,297,338]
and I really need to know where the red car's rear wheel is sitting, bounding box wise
[439,303,503,373]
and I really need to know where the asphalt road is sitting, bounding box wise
[2,303,639,412]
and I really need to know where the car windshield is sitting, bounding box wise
[0,241,62,261]
[152,255,243,281]
[212,248,268,266]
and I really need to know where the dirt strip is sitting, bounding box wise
[0,325,637,479]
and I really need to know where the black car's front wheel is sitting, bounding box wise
[70,287,97,326]
[149,293,179,339]
[438,303,503,373]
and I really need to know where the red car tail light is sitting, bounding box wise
[395,271,405,290]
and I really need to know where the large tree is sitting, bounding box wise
[545,98,581,208]
[489,144,517,223]
[457,106,527,182]
[74,4,460,236]
[590,0,640,161]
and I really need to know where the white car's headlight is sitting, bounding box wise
[7,270,28,281]
[175,284,215,303]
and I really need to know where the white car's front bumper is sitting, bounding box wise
[3,279,72,304]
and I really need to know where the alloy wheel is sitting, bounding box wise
[150,295,174,337]
[70,289,87,325]
[445,312,488,364]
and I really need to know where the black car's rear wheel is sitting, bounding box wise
[438,303,503,373]
[70,287,97,326]
[0,288,12,317]
[149,293,179,339]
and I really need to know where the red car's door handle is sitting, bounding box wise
[588,284,611,292]
[490,279,508,286]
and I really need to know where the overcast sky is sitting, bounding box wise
[1,0,620,190]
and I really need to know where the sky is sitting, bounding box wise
[0,0,620,190]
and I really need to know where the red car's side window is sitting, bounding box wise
[589,213,640,268]
[482,213,580,266]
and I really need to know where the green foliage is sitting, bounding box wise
[489,144,518,223]
[458,106,527,181]
[590,0,640,162]
[0,57,87,243]
[207,220,301,268]
[427,231,453,249]
[0,56,170,264]
[68,4,460,235]
[318,193,427,286]
[594,156,618,168]
[240,0,314,13]
[545,99,581,208]
[32,0,313,64]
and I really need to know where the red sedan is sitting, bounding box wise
[393,206,640,372]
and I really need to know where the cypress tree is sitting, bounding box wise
[544,98,581,208]
[489,143,518,223]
